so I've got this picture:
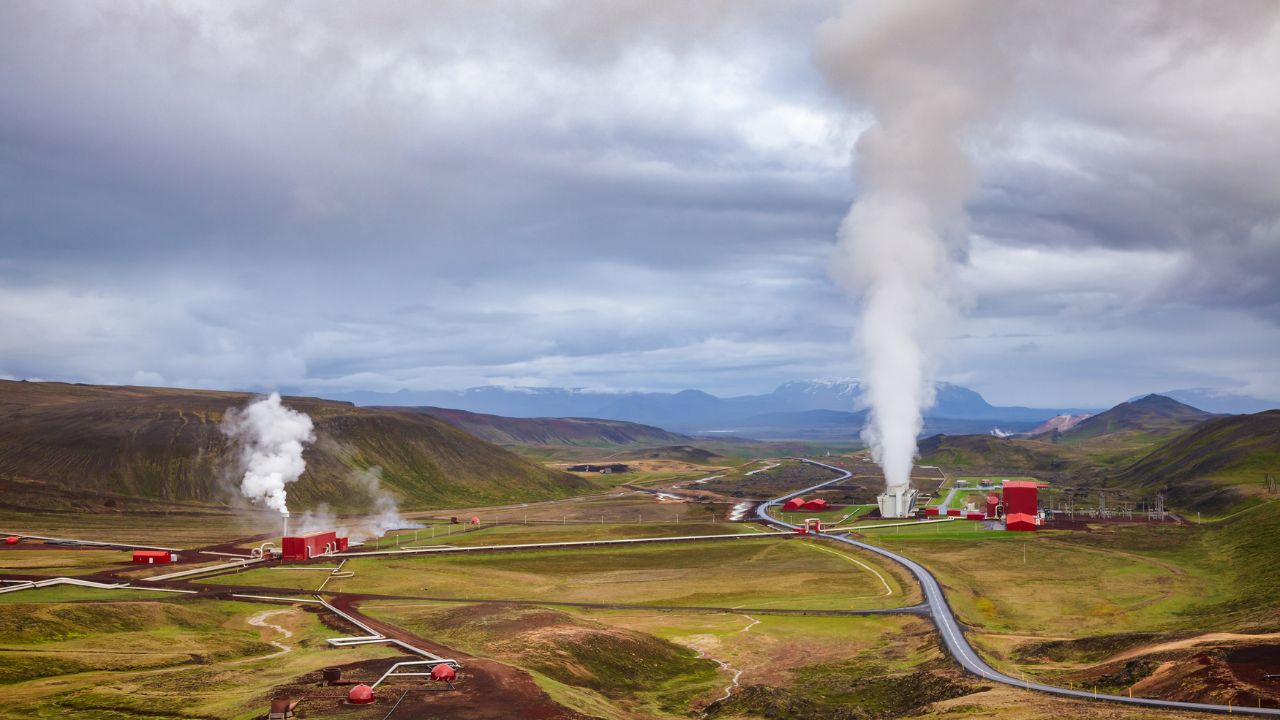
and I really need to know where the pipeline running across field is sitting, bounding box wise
[757,459,1280,717]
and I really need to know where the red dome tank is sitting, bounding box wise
[431,663,457,682]
[347,684,375,704]
[469,516,480,525]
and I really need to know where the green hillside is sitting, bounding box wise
[1056,394,1213,443]
[399,406,691,448]
[0,380,591,513]
[1111,410,1280,514]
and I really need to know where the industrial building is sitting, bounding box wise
[877,486,918,518]
[782,497,806,511]
[802,498,830,511]
[1002,480,1040,531]
[566,463,630,473]
[281,531,348,560]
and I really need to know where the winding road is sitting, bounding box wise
[757,459,1280,718]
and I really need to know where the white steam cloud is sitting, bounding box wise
[817,1,1013,492]
[291,467,418,542]
[221,392,315,514]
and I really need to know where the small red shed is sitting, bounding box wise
[965,512,986,521]
[782,497,805,511]
[1006,512,1037,532]
[924,507,940,517]
[946,508,962,517]
[336,537,349,552]
[132,550,173,564]
[802,498,830,511]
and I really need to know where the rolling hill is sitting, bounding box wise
[0,380,591,514]
[1111,410,1280,514]
[396,406,692,448]
[1055,394,1214,443]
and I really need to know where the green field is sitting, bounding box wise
[209,537,919,611]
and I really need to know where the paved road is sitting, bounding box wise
[757,459,1280,717]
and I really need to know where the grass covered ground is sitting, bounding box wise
[0,594,404,720]
[210,537,920,611]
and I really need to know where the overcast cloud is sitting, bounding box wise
[1,1,1278,408]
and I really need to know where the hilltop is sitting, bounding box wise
[0,380,590,514]
[1056,394,1213,443]
[397,406,691,448]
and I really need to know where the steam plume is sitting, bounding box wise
[221,392,315,514]
[290,467,418,542]
[817,1,1012,492]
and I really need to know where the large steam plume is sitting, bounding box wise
[817,1,1012,492]
[221,392,315,514]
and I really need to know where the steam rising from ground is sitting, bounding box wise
[221,392,315,514]
[291,467,418,542]
[817,1,1011,492]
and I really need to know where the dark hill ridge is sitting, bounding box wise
[1112,410,1280,513]
[397,406,691,448]
[1056,394,1214,442]
[0,380,590,513]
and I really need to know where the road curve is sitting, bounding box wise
[757,458,1280,717]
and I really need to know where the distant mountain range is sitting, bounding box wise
[1141,389,1280,415]
[320,379,1096,439]
[397,406,692,448]
[1057,394,1216,442]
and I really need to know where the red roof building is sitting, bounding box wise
[802,498,831,511]
[1006,512,1037,532]
[782,497,805,511]
[132,550,173,564]
[282,531,337,561]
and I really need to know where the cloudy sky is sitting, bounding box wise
[2,1,1278,408]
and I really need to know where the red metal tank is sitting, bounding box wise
[4,536,18,545]
[985,493,1000,518]
[431,664,457,683]
[347,684,375,704]
[782,497,805,511]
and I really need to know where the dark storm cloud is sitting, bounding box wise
[0,1,1277,406]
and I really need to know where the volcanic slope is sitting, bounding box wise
[399,406,691,448]
[1055,394,1214,443]
[1112,410,1280,514]
[0,380,590,513]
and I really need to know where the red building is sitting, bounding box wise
[1006,512,1038,531]
[783,497,805,511]
[132,550,174,564]
[336,536,349,552]
[282,531,337,560]
[965,512,986,521]
[946,508,962,517]
[924,507,940,517]
[803,498,830,511]
[1002,481,1038,516]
